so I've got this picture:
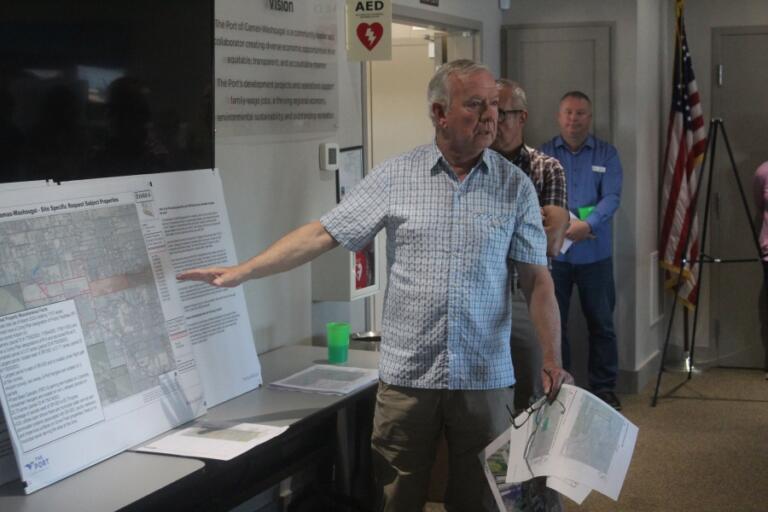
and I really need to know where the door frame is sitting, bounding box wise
[361,8,483,331]
[392,5,483,61]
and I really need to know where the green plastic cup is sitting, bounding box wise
[326,322,350,364]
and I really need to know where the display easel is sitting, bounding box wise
[652,118,763,407]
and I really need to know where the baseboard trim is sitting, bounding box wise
[617,350,660,394]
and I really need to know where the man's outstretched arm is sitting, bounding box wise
[176,220,338,287]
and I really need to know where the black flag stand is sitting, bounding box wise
[652,118,763,407]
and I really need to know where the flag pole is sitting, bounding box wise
[683,308,690,367]
[652,117,716,406]
[654,117,764,403]
[655,0,764,404]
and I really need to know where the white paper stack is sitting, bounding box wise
[482,384,638,510]
[136,421,288,461]
[269,365,379,396]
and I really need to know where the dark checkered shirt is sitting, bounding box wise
[510,144,567,209]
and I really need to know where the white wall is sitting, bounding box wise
[634,0,665,375]
[215,0,505,354]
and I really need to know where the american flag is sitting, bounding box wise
[659,1,707,308]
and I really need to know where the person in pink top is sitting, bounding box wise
[753,161,768,379]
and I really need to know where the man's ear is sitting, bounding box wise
[519,110,529,129]
[432,102,447,127]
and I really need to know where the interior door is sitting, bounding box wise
[710,26,768,369]
[501,24,612,147]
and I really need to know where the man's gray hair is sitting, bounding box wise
[496,79,528,111]
[427,59,492,126]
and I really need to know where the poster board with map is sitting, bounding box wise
[0,169,261,492]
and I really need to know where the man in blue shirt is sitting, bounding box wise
[178,60,569,511]
[540,91,623,410]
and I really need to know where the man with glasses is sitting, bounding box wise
[491,79,571,413]
[492,79,572,512]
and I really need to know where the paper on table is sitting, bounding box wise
[269,365,379,395]
[135,421,288,461]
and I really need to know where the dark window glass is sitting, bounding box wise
[0,1,213,183]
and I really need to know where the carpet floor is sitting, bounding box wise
[563,367,768,512]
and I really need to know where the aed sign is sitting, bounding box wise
[346,0,391,61]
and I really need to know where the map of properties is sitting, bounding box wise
[0,204,174,406]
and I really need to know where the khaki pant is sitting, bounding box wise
[371,382,514,512]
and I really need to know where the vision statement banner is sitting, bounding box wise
[215,0,339,138]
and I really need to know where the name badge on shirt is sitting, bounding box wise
[592,165,606,173]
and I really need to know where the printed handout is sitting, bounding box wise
[483,385,638,510]
[136,421,288,461]
[269,365,378,396]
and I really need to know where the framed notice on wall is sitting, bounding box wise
[336,145,364,203]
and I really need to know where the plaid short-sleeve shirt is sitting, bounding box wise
[321,142,547,390]
[510,144,567,209]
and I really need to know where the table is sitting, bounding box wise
[0,345,379,511]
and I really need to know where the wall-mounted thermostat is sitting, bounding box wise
[319,142,339,172]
